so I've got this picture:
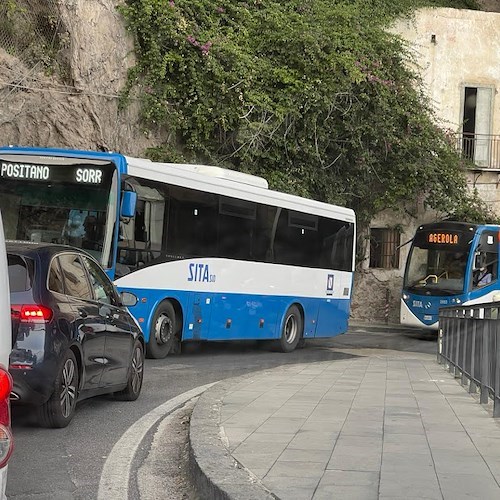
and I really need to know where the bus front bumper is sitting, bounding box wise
[400,299,439,330]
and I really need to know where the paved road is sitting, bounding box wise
[6,325,435,499]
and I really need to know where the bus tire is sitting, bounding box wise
[147,301,177,359]
[278,305,303,353]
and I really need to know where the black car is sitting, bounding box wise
[7,241,144,428]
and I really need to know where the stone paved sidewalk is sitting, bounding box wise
[216,349,500,499]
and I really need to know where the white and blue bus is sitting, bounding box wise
[401,221,500,329]
[0,146,356,358]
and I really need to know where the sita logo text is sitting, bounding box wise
[188,263,216,283]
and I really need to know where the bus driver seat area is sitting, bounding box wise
[472,251,497,288]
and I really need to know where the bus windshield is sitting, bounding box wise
[0,154,117,267]
[404,245,469,295]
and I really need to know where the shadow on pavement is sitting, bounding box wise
[179,338,361,363]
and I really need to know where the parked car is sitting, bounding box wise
[7,242,144,428]
[0,214,13,498]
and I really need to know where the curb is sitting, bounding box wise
[189,376,277,500]
[348,321,432,335]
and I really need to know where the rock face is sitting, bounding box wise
[350,270,402,325]
[0,0,159,155]
[480,0,500,12]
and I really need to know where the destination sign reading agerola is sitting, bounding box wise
[427,232,460,244]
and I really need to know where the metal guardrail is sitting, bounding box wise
[438,304,500,417]
[454,133,500,169]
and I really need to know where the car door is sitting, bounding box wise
[81,255,134,388]
[56,253,107,390]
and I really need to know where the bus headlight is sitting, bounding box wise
[402,293,409,301]
[451,298,461,304]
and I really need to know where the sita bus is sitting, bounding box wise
[0,146,356,358]
[401,221,499,329]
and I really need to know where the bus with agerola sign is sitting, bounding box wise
[0,146,356,358]
[401,221,500,329]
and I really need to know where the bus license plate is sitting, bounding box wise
[424,315,432,321]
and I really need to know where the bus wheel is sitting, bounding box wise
[278,305,303,353]
[147,302,176,359]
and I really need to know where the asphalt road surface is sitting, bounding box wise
[6,325,436,499]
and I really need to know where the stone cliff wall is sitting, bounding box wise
[0,0,159,155]
[351,270,402,324]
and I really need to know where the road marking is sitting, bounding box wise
[97,382,217,500]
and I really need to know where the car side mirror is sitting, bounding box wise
[120,291,138,307]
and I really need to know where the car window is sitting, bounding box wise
[48,257,65,294]
[81,255,116,305]
[7,254,34,292]
[58,253,93,300]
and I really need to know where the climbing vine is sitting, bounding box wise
[119,0,493,227]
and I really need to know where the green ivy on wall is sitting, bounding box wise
[119,0,492,228]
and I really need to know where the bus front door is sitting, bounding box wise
[185,293,213,340]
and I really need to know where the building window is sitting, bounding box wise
[369,228,400,269]
[461,86,493,167]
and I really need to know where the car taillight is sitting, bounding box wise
[11,304,53,322]
[0,366,13,468]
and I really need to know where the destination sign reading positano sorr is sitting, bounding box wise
[0,162,103,184]
[1,162,50,180]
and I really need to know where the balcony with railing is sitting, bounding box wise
[455,133,500,169]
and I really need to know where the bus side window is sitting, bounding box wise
[166,186,217,258]
[217,197,255,260]
[118,179,167,268]
[473,251,497,288]
[321,222,354,271]
[253,205,275,262]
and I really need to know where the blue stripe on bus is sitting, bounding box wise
[121,287,350,342]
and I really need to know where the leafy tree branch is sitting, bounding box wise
[119,0,493,231]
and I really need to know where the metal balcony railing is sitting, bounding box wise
[454,133,500,169]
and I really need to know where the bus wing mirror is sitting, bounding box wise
[121,191,137,218]
[474,251,486,271]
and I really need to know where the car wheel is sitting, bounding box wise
[38,350,79,428]
[146,301,177,359]
[277,305,303,353]
[114,340,144,401]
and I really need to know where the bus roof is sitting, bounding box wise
[416,221,500,233]
[0,146,355,223]
[0,145,127,169]
[125,156,269,189]
[125,156,356,223]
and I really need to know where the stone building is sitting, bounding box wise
[353,7,500,324]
